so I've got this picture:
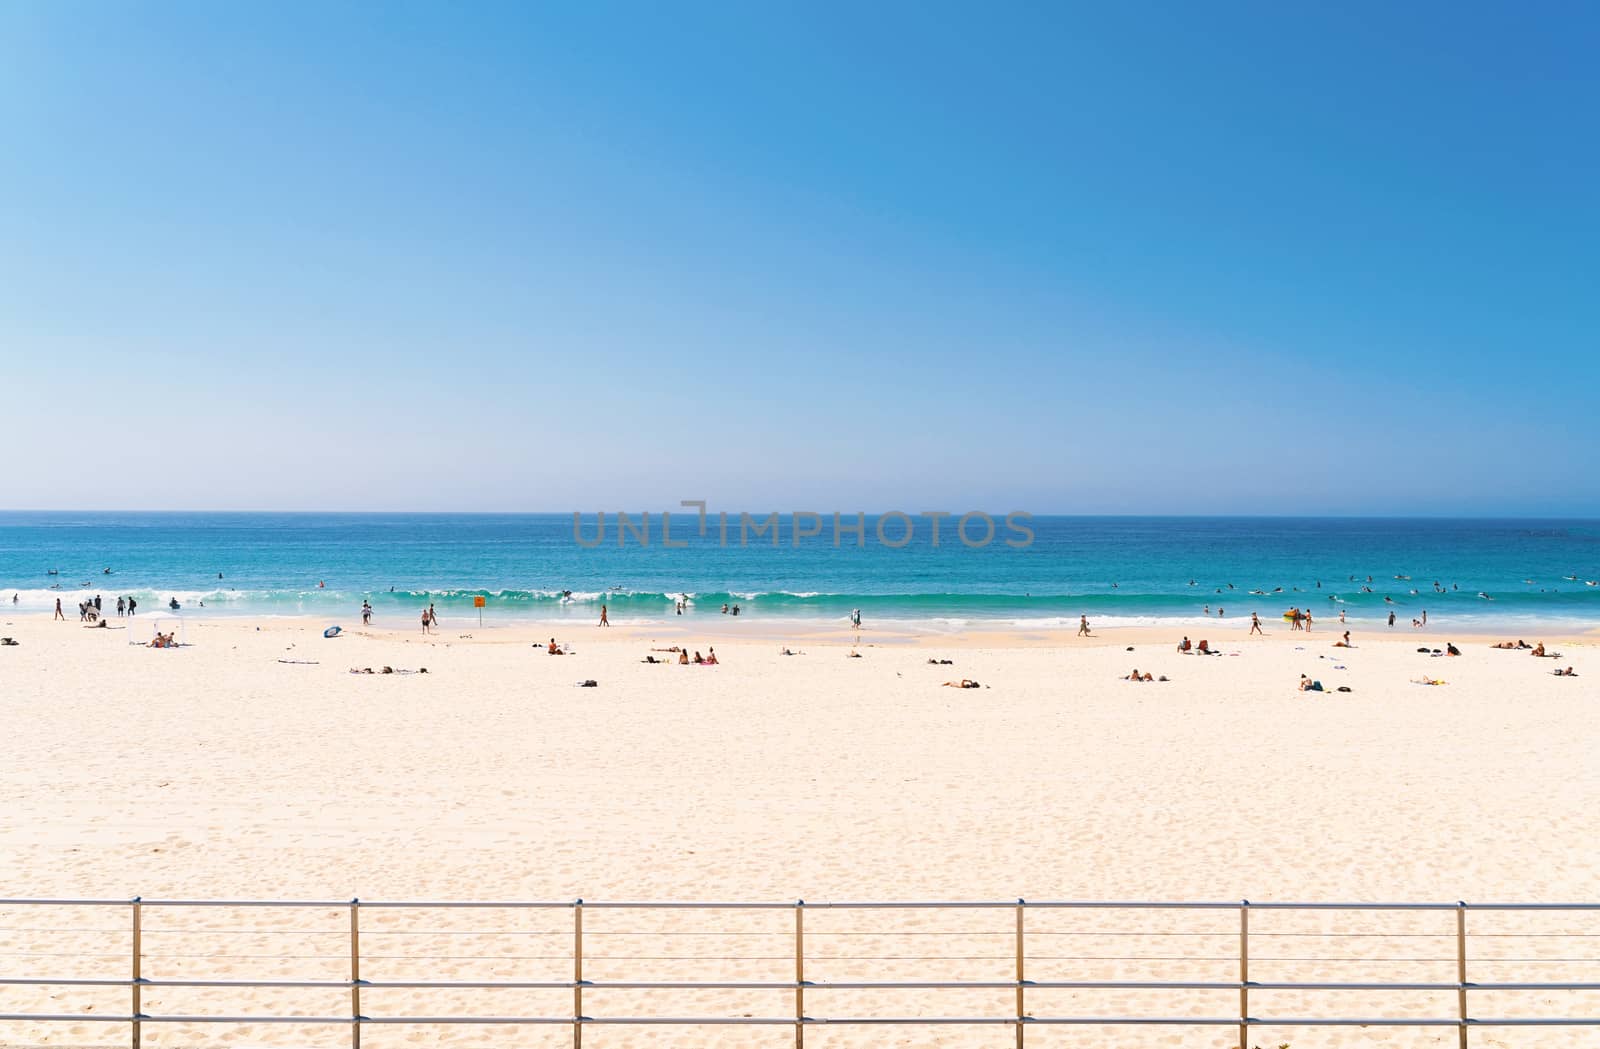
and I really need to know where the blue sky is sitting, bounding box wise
[3,1,1596,514]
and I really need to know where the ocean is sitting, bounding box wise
[2,512,1598,631]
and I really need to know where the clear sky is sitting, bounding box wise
[3,1,1596,515]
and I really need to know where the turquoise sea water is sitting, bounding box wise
[2,513,1599,630]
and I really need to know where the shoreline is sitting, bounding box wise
[10,609,1599,648]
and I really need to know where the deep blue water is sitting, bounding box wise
[2,512,1598,629]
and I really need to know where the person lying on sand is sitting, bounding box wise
[1491,641,1518,649]
[1414,676,1447,686]
[652,646,682,652]
[780,647,804,656]
[942,679,981,688]
[642,655,664,663]
[1125,669,1154,682]
[1554,666,1578,677]
[927,658,954,665]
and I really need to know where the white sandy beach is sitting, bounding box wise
[1,612,1596,1048]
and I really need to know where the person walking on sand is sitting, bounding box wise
[599,604,609,627]
[54,597,64,620]
[1078,615,1090,637]
[1250,612,1263,635]
[421,608,431,635]
[1388,610,1396,627]
[427,603,438,629]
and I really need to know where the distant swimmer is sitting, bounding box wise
[318,580,325,588]
[1478,592,1493,600]
[103,567,112,574]
[168,598,180,610]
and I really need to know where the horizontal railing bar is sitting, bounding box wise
[4,1012,1599,1027]
[6,975,1600,993]
[12,972,1600,991]
[4,897,1600,910]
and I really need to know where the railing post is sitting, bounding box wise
[350,898,361,1049]
[1015,898,1025,1048]
[573,899,584,1049]
[1457,901,1468,1049]
[794,899,805,1049]
[130,897,141,1049]
[1238,899,1249,1049]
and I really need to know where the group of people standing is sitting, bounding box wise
[53,594,138,621]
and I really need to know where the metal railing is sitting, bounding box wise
[1,897,1598,1047]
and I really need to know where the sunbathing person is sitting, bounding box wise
[942,679,981,688]
[1532,643,1546,657]
[1554,666,1578,677]
[547,639,565,655]
[1446,643,1461,656]
[677,650,689,665]
[1298,674,1324,692]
